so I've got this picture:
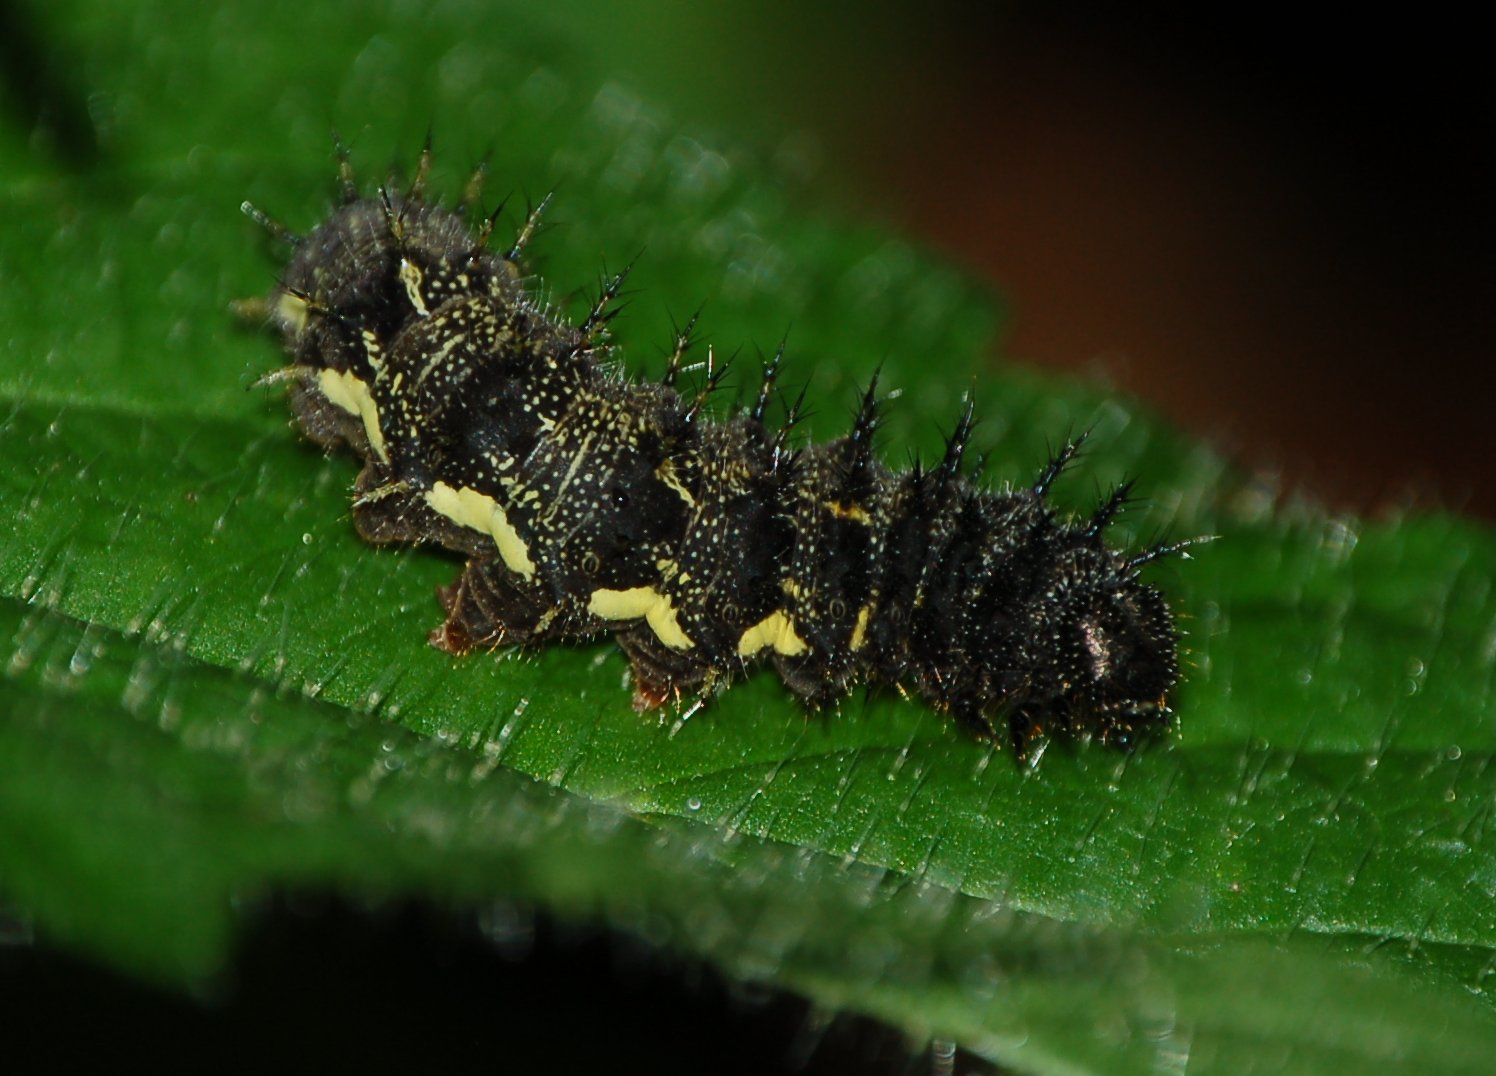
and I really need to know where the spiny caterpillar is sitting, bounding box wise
[246,145,1191,757]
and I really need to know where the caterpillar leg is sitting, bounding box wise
[350,466,428,547]
[350,470,500,558]
[613,623,721,712]
[277,370,370,455]
[428,559,567,654]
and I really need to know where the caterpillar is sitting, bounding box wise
[246,146,1190,757]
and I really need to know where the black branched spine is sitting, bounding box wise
[254,157,1186,755]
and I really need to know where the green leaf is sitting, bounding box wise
[2,2,1494,1072]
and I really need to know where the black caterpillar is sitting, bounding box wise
[247,147,1188,756]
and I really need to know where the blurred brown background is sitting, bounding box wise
[591,2,1494,520]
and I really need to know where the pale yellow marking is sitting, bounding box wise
[425,482,537,580]
[588,587,694,651]
[656,459,697,510]
[540,432,595,521]
[360,329,385,373]
[736,611,809,658]
[274,291,309,335]
[414,333,460,389]
[316,368,388,462]
[399,258,429,316]
[849,604,873,652]
[824,500,870,523]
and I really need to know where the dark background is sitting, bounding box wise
[704,3,1493,520]
[3,898,983,1074]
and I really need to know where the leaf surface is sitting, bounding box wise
[1,2,1493,1072]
